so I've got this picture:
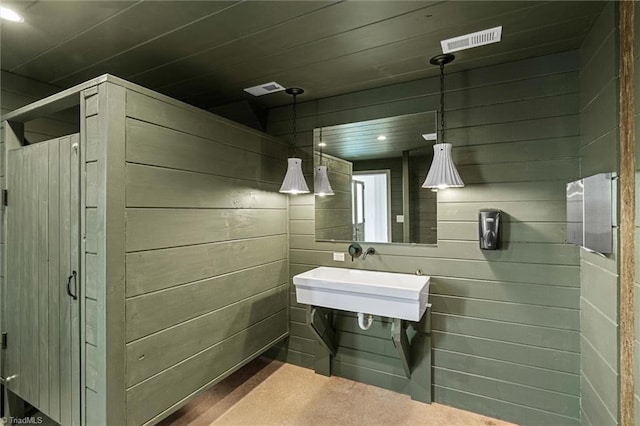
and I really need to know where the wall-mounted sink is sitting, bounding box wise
[293,267,430,321]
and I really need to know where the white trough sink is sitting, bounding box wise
[293,267,430,322]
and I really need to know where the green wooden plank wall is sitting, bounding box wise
[122,89,290,425]
[578,3,620,426]
[266,50,582,425]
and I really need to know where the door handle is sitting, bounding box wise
[66,271,77,300]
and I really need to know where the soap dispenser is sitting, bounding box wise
[479,209,501,250]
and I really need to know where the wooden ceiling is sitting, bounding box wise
[1,1,604,110]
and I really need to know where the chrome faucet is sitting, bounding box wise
[362,247,376,260]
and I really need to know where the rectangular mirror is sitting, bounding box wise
[314,111,438,245]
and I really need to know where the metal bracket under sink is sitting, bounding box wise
[307,305,432,378]
[307,306,337,357]
[391,305,432,378]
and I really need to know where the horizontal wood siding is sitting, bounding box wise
[124,90,289,425]
[267,51,581,425]
[579,4,620,426]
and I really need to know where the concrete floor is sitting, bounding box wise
[161,357,515,426]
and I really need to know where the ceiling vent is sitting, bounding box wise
[440,26,502,54]
[422,133,437,141]
[244,81,285,96]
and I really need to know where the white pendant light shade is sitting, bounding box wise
[280,158,309,194]
[422,143,464,190]
[314,166,334,196]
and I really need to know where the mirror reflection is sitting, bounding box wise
[314,111,438,245]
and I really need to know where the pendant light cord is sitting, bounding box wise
[439,61,446,143]
[292,93,297,156]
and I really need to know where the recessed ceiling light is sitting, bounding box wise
[441,26,502,54]
[0,6,24,23]
[244,81,285,96]
[377,135,386,141]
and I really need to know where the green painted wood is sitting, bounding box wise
[438,221,568,243]
[85,208,97,253]
[283,336,315,355]
[85,254,97,300]
[438,200,568,222]
[581,373,617,426]
[126,163,285,209]
[36,142,49,413]
[333,347,408,378]
[431,276,580,309]
[126,285,287,387]
[432,313,580,353]
[289,321,316,341]
[434,367,579,419]
[391,319,411,377]
[126,119,285,185]
[580,259,618,321]
[433,386,579,426]
[126,311,288,426]
[580,296,618,372]
[126,260,287,341]
[580,31,617,110]
[331,360,410,394]
[47,139,60,422]
[581,80,619,150]
[85,115,98,162]
[85,299,97,346]
[409,327,431,403]
[6,135,80,424]
[430,295,579,331]
[85,390,99,426]
[85,161,98,207]
[432,331,579,374]
[266,345,315,369]
[59,137,73,426]
[307,307,337,357]
[454,137,579,166]
[126,91,288,159]
[582,236,618,274]
[578,8,621,424]
[337,330,399,359]
[433,348,579,395]
[581,129,618,177]
[126,208,287,252]
[126,235,287,296]
[581,335,618,419]
[96,82,128,426]
[85,344,99,392]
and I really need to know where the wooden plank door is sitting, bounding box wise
[5,134,80,425]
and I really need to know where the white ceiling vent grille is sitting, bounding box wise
[244,81,285,96]
[440,26,502,54]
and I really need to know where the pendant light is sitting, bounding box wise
[422,54,464,191]
[279,87,310,194]
[314,127,334,196]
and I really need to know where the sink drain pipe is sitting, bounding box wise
[357,312,374,330]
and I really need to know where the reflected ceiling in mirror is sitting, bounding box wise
[314,111,438,246]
